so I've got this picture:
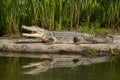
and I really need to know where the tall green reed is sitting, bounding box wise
[0,0,119,35]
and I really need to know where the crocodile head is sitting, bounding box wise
[22,25,49,42]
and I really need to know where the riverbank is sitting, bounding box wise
[0,35,120,57]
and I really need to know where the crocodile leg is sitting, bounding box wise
[74,37,81,44]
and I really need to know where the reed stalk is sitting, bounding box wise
[0,0,119,35]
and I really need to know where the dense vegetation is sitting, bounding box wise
[0,0,120,36]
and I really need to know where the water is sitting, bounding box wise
[0,56,120,80]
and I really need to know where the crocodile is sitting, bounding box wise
[22,25,113,44]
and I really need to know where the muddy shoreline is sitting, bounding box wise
[0,35,120,58]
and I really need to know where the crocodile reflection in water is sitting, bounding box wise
[23,57,110,75]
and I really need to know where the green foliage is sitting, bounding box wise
[109,47,119,55]
[79,22,112,34]
[88,48,98,57]
[0,0,119,35]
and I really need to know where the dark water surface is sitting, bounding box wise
[0,56,120,80]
